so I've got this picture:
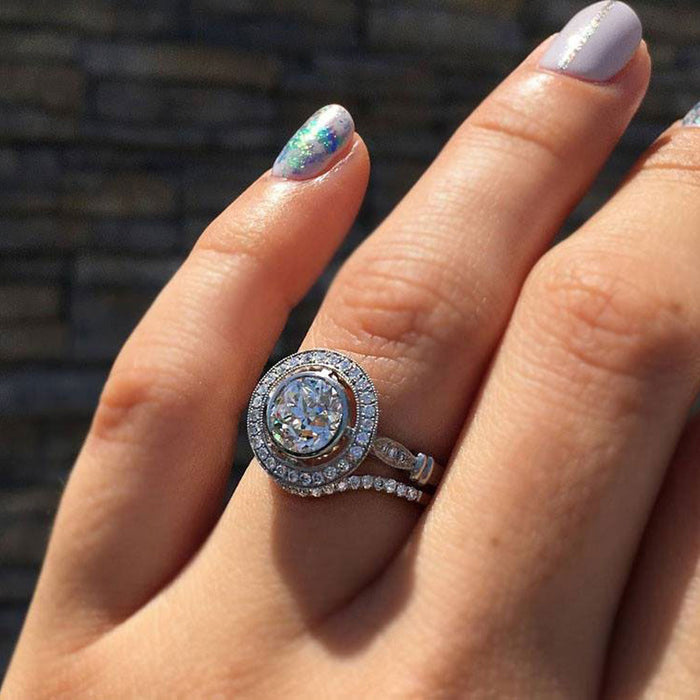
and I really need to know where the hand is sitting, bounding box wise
[5,3,700,697]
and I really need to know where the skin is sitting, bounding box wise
[4,39,700,699]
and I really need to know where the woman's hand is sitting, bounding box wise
[5,3,700,697]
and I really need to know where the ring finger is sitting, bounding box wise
[188,6,649,635]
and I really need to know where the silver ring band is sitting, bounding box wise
[371,437,444,488]
[283,474,431,506]
[247,349,443,506]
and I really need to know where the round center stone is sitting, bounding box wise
[267,374,346,456]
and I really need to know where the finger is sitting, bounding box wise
[403,110,700,692]
[186,15,649,636]
[30,106,369,633]
[603,411,700,699]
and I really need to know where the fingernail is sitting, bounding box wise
[272,104,355,180]
[682,102,700,128]
[540,1,642,82]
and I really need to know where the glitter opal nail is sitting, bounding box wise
[272,105,355,180]
[540,1,642,82]
[682,102,700,128]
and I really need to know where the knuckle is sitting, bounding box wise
[91,359,201,447]
[196,217,267,270]
[636,129,700,189]
[524,248,696,378]
[194,218,297,312]
[322,243,484,367]
[465,96,570,165]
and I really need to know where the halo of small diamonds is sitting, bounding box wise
[247,350,379,492]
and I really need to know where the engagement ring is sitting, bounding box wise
[247,350,443,505]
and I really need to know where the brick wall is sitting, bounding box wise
[1,0,697,673]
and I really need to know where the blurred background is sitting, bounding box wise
[0,0,698,673]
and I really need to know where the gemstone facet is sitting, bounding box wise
[267,373,346,456]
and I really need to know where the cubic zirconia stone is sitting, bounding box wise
[362,475,373,489]
[324,465,338,480]
[407,488,418,502]
[396,484,407,498]
[337,480,348,491]
[350,446,363,460]
[374,478,384,491]
[267,374,345,456]
[349,476,361,489]
[312,472,324,485]
[385,479,397,494]
[300,473,312,486]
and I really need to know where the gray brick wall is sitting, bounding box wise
[0,0,696,674]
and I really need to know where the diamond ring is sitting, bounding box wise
[246,350,443,505]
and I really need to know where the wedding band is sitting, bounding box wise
[284,474,432,506]
[246,349,443,505]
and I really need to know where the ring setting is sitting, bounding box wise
[247,350,441,504]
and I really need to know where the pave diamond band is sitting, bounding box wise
[246,349,443,505]
[283,474,431,506]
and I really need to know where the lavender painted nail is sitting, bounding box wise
[272,104,355,181]
[540,1,642,82]
[682,102,700,128]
